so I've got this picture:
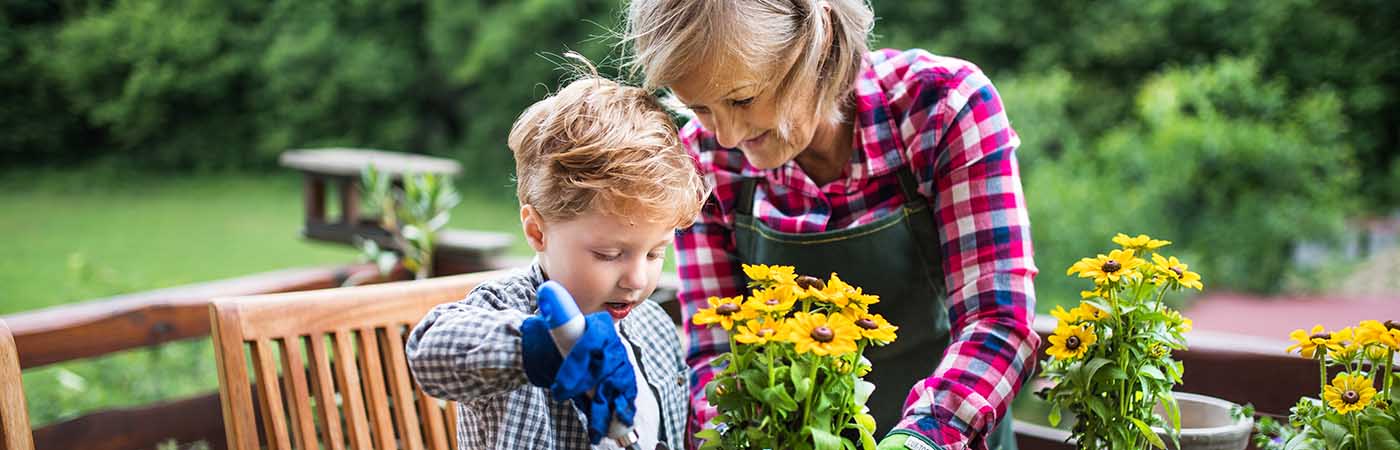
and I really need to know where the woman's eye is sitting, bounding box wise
[691,107,711,115]
[730,97,754,107]
[647,251,665,260]
[593,252,621,261]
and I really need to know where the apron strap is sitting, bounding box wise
[736,177,759,217]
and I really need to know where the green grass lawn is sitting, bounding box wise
[0,168,526,428]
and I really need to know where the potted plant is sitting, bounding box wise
[692,264,897,450]
[1037,233,1251,450]
[1254,320,1400,449]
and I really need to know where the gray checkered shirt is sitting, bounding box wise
[406,264,688,450]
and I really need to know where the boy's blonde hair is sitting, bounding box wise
[508,71,706,228]
[623,0,873,128]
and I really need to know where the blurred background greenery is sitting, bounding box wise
[2,0,1397,433]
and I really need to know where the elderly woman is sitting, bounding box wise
[622,1,1040,449]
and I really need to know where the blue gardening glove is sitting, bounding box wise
[520,311,638,444]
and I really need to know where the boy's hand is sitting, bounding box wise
[521,311,638,444]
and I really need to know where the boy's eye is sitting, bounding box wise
[592,251,621,261]
[730,97,754,107]
[647,251,665,260]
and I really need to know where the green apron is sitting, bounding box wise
[731,165,1016,450]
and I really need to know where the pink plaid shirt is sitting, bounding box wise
[676,49,1040,450]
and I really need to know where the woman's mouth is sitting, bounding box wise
[741,131,769,149]
[604,301,638,320]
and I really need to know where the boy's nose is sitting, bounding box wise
[618,257,648,291]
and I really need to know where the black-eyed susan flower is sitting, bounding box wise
[787,312,861,357]
[1068,249,1145,285]
[742,264,797,286]
[1356,320,1400,351]
[1052,303,1107,326]
[733,319,784,345]
[1322,372,1376,414]
[1047,324,1097,360]
[1151,254,1203,290]
[842,310,898,344]
[1287,325,1339,358]
[744,286,798,315]
[1113,233,1171,252]
[692,295,754,330]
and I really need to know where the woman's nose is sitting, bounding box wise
[711,110,745,149]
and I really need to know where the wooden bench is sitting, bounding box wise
[279,148,513,274]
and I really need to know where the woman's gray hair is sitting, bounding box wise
[623,0,874,130]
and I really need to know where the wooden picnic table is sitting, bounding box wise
[279,148,513,275]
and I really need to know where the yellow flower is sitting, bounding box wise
[692,296,754,330]
[843,310,898,344]
[833,357,873,376]
[1151,254,1203,290]
[1286,325,1343,358]
[1051,303,1106,326]
[1067,249,1145,285]
[744,286,798,315]
[1113,233,1172,251]
[734,319,784,345]
[1322,372,1376,414]
[786,312,861,357]
[1080,288,1108,300]
[1356,320,1400,351]
[1047,324,1097,360]
[1164,309,1192,333]
[742,264,797,286]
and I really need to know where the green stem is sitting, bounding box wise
[1384,347,1395,404]
[1319,349,1329,395]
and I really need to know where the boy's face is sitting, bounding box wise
[522,206,673,321]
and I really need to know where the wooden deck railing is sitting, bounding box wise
[4,264,1314,450]
[3,263,411,450]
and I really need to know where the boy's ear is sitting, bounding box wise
[520,205,546,252]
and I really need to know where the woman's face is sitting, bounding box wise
[670,60,820,170]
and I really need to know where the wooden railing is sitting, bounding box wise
[3,263,411,450]
[4,264,1313,450]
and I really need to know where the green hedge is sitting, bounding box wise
[3,0,1393,298]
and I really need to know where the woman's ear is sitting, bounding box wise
[520,205,547,252]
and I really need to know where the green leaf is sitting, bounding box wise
[1049,403,1062,427]
[1367,426,1400,450]
[808,426,842,450]
[1131,417,1167,449]
[1078,357,1115,387]
[1140,365,1167,381]
[1319,418,1349,449]
[1159,392,1181,435]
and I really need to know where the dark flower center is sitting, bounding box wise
[810,326,834,343]
[1170,266,1184,278]
[717,303,741,315]
[1343,390,1360,404]
[855,318,878,330]
[765,298,780,306]
[1102,260,1122,273]
[1386,320,1400,331]
[1311,333,1332,341]
[1065,336,1081,350]
[796,276,826,290]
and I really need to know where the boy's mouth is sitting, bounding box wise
[604,301,638,320]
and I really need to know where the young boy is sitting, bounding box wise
[406,71,706,450]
